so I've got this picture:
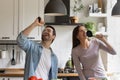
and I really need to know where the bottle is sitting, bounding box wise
[98,8,102,13]
[97,23,103,32]
[65,57,73,69]
[98,0,103,13]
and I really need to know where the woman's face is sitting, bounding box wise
[77,26,87,40]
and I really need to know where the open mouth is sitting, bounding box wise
[43,33,49,36]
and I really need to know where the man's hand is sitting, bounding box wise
[32,17,44,27]
[22,17,44,36]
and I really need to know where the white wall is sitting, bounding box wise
[51,25,76,68]
[107,0,120,73]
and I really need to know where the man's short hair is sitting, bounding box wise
[45,25,56,36]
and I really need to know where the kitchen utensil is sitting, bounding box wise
[38,17,41,23]
[86,30,93,37]
[11,45,16,65]
[0,69,5,73]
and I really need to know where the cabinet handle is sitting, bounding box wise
[27,37,35,39]
[2,37,10,39]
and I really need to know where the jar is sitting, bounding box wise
[0,50,7,59]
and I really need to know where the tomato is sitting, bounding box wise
[28,76,37,80]
[38,78,43,80]
[28,76,43,80]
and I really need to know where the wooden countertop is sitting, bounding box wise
[0,73,79,77]
[0,68,113,77]
[0,68,79,77]
[58,73,78,77]
[0,68,24,77]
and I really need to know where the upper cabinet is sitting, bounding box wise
[0,0,44,41]
[19,0,44,40]
[0,0,18,40]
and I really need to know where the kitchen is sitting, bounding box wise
[0,0,120,80]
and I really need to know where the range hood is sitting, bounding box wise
[45,0,71,25]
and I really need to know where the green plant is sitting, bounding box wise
[72,0,84,15]
[85,22,96,35]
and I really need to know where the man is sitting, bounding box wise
[17,17,58,80]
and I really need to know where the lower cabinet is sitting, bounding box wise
[0,77,23,80]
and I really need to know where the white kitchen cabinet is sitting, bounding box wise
[19,0,44,40]
[0,0,18,40]
[0,0,44,41]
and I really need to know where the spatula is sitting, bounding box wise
[11,45,16,65]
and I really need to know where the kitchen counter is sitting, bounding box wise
[0,73,79,77]
[0,68,79,77]
[0,68,24,77]
[0,68,113,77]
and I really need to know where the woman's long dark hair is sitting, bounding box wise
[72,24,85,68]
[72,24,85,49]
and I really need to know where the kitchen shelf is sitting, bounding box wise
[89,13,107,17]
[45,23,83,25]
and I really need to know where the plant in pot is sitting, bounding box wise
[70,0,84,23]
[85,22,96,35]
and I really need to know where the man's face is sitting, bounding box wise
[42,27,55,42]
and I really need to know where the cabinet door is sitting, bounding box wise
[19,0,44,40]
[0,0,18,40]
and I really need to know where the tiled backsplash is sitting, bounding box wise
[0,45,25,68]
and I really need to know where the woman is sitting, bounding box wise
[71,24,116,80]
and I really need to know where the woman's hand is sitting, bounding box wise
[95,33,106,42]
[95,33,116,52]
